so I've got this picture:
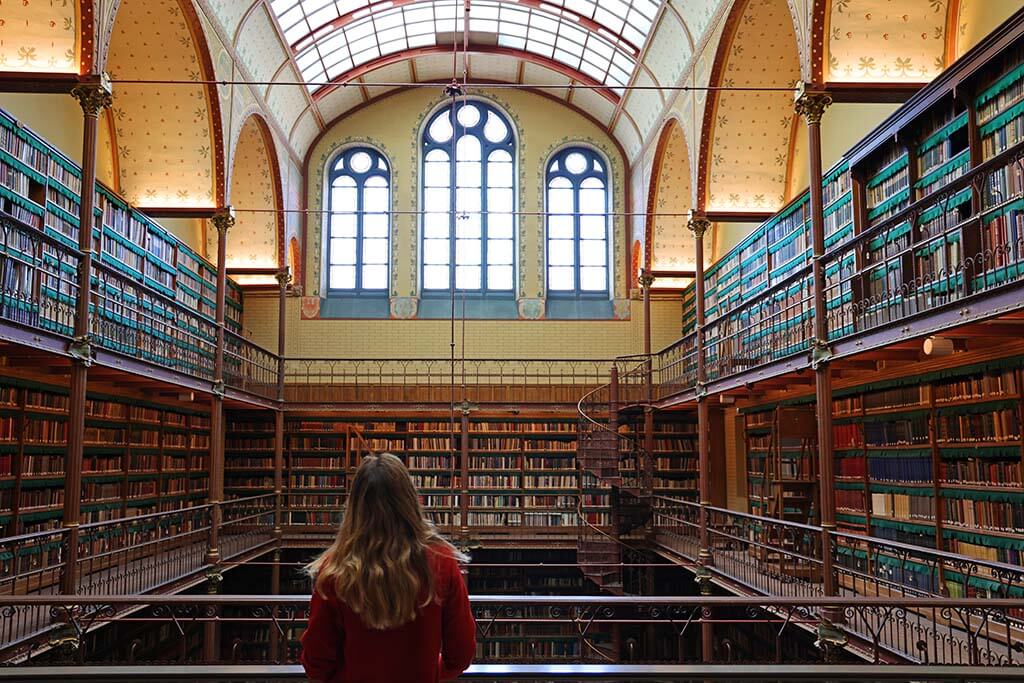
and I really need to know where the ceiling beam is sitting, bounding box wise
[826,82,925,104]
[0,72,83,94]
[706,210,774,223]
[139,207,219,219]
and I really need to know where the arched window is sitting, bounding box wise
[327,147,390,291]
[421,100,515,292]
[546,147,610,295]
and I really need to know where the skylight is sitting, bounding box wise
[270,0,660,95]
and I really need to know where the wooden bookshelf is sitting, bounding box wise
[0,376,210,538]
[0,107,245,342]
[744,357,1024,579]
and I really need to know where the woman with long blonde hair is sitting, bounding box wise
[300,453,475,682]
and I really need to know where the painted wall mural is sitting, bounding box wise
[826,0,948,82]
[0,0,78,72]
[106,0,218,207]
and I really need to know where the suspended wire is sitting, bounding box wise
[106,77,800,94]
[225,208,725,218]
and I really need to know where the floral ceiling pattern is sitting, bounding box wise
[649,121,696,285]
[0,0,77,72]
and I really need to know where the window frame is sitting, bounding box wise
[325,146,391,294]
[545,145,612,298]
[420,99,517,295]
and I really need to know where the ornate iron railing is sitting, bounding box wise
[1,595,1022,667]
[223,331,279,400]
[283,357,614,405]
[0,217,79,338]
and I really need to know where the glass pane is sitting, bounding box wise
[488,238,513,265]
[565,152,587,174]
[331,211,357,237]
[349,151,372,173]
[455,238,481,265]
[424,264,449,289]
[488,188,513,214]
[548,239,574,266]
[548,215,573,239]
[488,156,513,187]
[580,214,606,239]
[580,266,607,291]
[330,265,356,289]
[330,238,357,265]
[332,184,357,213]
[484,111,509,143]
[456,265,481,290]
[423,238,450,264]
[362,238,388,264]
[548,266,574,291]
[456,161,481,188]
[455,214,481,238]
[456,135,481,161]
[425,187,449,214]
[425,154,449,188]
[362,264,387,289]
[456,187,481,214]
[364,184,388,211]
[580,187,605,213]
[364,213,388,238]
[456,103,481,127]
[581,176,605,189]
[424,213,449,239]
[580,239,606,266]
[489,212,514,238]
[488,265,513,290]
[428,112,453,143]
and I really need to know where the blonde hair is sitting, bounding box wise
[305,453,466,630]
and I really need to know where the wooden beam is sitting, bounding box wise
[705,211,774,223]
[826,82,924,104]
[943,324,1024,338]
[139,206,219,219]
[0,72,81,94]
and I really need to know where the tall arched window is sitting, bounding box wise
[327,147,390,291]
[421,100,515,292]
[546,147,610,295]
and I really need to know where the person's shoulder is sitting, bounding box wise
[425,541,463,571]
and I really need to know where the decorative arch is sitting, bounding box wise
[699,0,802,213]
[952,0,1021,61]
[212,114,285,284]
[645,117,696,287]
[106,0,225,208]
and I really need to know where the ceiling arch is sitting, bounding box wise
[700,0,802,213]
[0,0,79,73]
[106,0,225,207]
[645,116,695,287]
[214,114,285,283]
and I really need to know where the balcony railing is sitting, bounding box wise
[1,595,1022,668]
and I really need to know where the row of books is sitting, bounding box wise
[289,474,344,488]
[940,459,1021,486]
[935,409,1021,442]
[0,124,47,173]
[942,498,1024,533]
[981,113,1024,159]
[466,511,579,527]
[864,417,929,446]
[836,489,865,512]
[863,386,924,410]
[935,370,1018,402]
[871,491,935,521]
[834,424,863,449]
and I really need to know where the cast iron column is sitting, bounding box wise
[274,267,289,542]
[639,270,655,495]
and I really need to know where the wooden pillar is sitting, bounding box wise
[459,409,470,540]
[688,212,714,662]
[796,84,840,609]
[207,207,235,566]
[639,271,655,494]
[62,77,113,596]
[274,268,289,541]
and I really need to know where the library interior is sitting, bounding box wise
[3,0,1024,680]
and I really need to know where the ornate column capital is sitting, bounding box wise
[794,82,832,125]
[638,270,655,289]
[687,212,711,239]
[70,74,113,119]
[275,267,292,289]
[212,206,236,236]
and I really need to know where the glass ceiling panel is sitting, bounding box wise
[270,0,658,95]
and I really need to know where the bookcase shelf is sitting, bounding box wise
[0,108,244,339]
[0,376,210,538]
[744,356,1024,572]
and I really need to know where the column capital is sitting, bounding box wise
[638,270,655,289]
[275,267,292,288]
[212,206,236,236]
[794,82,832,125]
[687,212,711,239]
[70,74,113,118]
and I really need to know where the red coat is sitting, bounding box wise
[300,545,476,682]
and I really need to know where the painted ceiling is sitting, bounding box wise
[0,0,78,72]
[648,119,696,287]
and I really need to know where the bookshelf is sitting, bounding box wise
[648,417,698,496]
[0,108,245,353]
[0,376,210,540]
[225,411,277,499]
[745,357,1024,579]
